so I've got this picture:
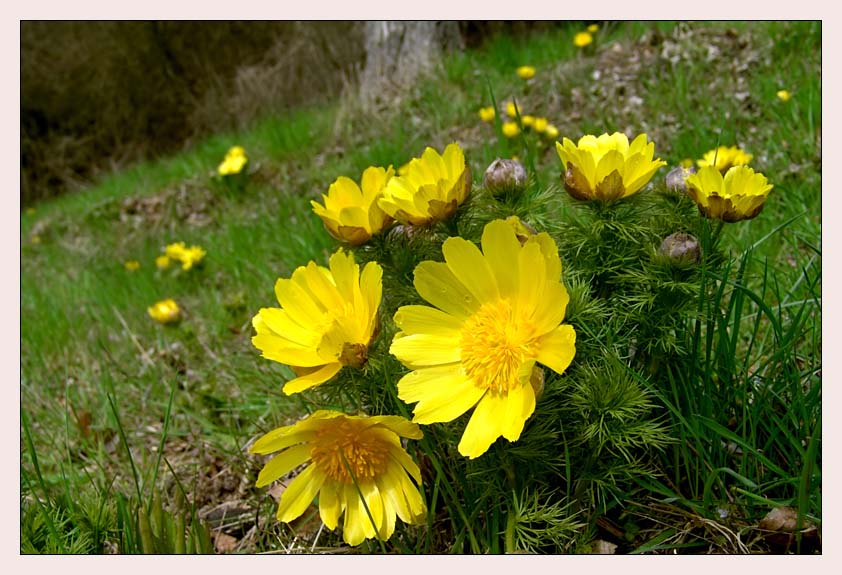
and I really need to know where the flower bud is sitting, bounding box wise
[665,165,695,193]
[658,232,701,264]
[483,158,528,196]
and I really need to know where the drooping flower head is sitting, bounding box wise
[555,132,667,202]
[164,242,206,271]
[696,145,752,173]
[390,219,577,459]
[252,250,382,395]
[378,143,471,227]
[478,106,496,123]
[311,166,395,246]
[250,411,426,546]
[148,298,181,324]
[574,31,593,47]
[218,145,248,176]
[685,165,773,222]
[516,65,536,80]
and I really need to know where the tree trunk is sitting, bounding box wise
[359,21,463,107]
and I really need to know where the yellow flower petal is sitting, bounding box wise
[393,305,463,336]
[389,333,461,368]
[282,362,343,394]
[255,444,312,487]
[413,261,480,319]
[536,324,577,375]
[276,464,325,522]
[443,236,500,304]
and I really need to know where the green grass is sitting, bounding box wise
[21,21,820,554]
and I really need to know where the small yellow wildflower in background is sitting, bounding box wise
[502,122,520,138]
[520,115,535,128]
[505,101,521,118]
[252,250,382,394]
[124,260,141,271]
[776,89,792,102]
[379,143,471,227]
[478,106,496,123]
[30,235,41,245]
[574,31,593,48]
[311,166,395,246]
[533,117,548,134]
[680,158,695,169]
[390,219,577,459]
[250,410,426,546]
[544,124,559,140]
[217,145,248,176]
[697,145,753,173]
[516,65,536,80]
[164,242,206,271]
[26,207,36,215]
[587,23,600,33]
[148,298,181,324]
[556,132,667,202]
[155,255,171,269]
[685,165,773,222]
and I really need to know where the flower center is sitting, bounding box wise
[310,419,388,484]
[460,299,536,393]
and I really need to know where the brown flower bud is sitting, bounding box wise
[658,232,701,264]
[665,165,696,193]
[483,158,528,196]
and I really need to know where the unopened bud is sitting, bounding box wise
[483,158,528,196]
[658,232,701,264]
[665,165,696,193]
[505,216,537,245]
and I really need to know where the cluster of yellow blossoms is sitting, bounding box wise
[479,98,560,142]
[250,128,775,546]
[140,241,206,324]
[217,145,249,176]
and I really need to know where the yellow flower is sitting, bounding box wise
[124,260,141,271]
[30,235,41,245]
[505,102,521,118]
[587,24,600,33]
[520,115,535,128]
[685,165,773,222]
[555,132,667,202]
[148,299,181,324]
[378,143,471,227]
[218,145,249,176]
[311,166,395,246]
[250,410,426,546]
[533,117,548,134]
[502,122,520,138]
[397,162,411,176]
[544,124,559,140]
[164,242,206,271]
[252,250,382,395]
[776,89,792,102]
[155,255,171,269]
[696,145,753,173]
[680,158,695,169]
[574,31,593,48]
[26,207,36,215]
[390,219,576,459]
[478,106,496,123]
[516,65,536,80]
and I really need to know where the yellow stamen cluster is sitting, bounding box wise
[310,419,389,483]
[460,300,537,393]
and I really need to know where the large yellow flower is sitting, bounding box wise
[311,166,395,246]
[555,132,667,202]
[164,242,206,271]
[390,219,577,459]
[685,165,773,222]
[252,250,382,395]
[250,410,426,546]
[378,143,471,226]
[696,145,752,173]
